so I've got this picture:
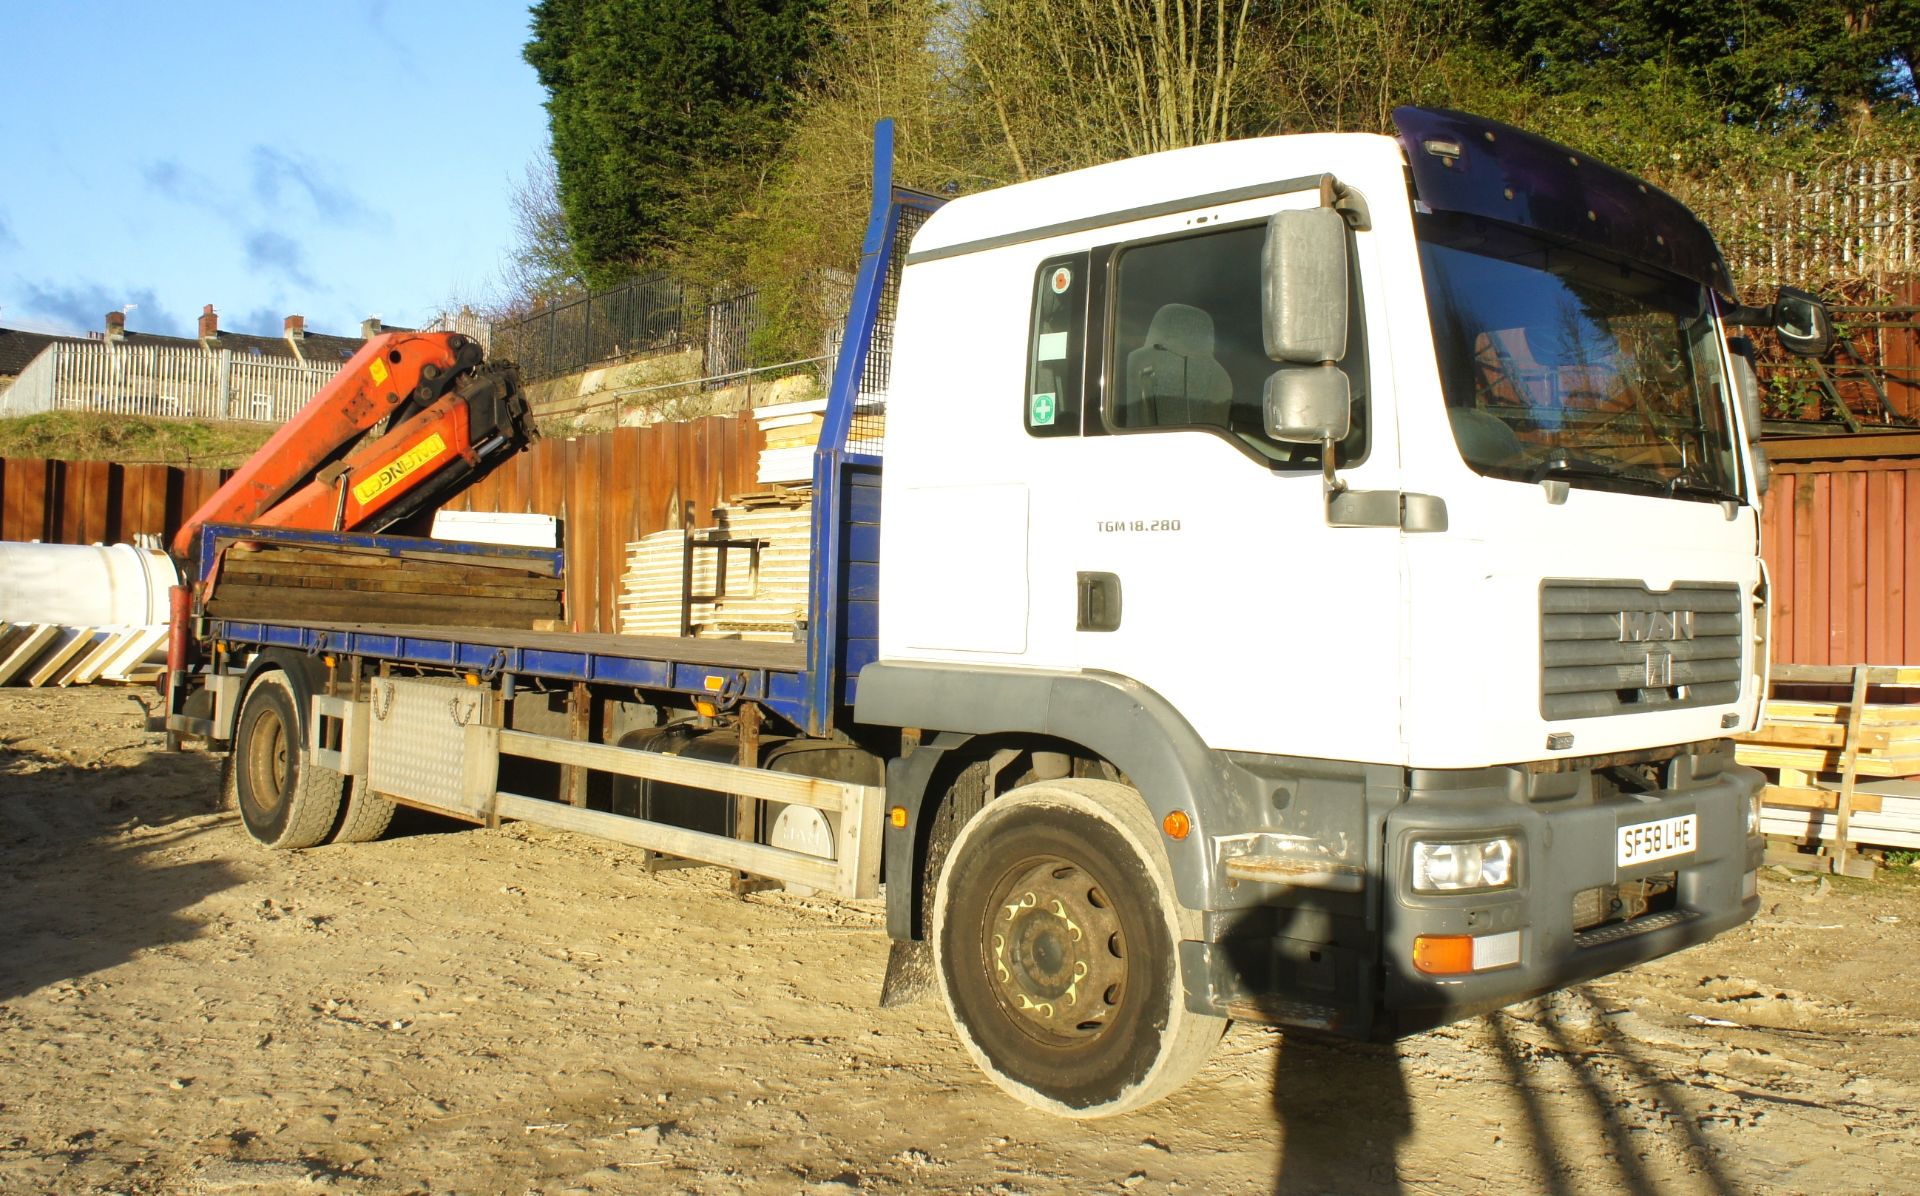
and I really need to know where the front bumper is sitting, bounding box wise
[1182,747,1765,1038]
[1378,759,1762,1032]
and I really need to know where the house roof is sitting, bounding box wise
[0,322,367,377]
[0,328,86,377]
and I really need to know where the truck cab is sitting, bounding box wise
[859,107,1814,1115]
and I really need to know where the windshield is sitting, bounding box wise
[1416,212,1742,502]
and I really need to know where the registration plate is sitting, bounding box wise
[1617,814,1697,867]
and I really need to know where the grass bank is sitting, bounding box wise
[0,412,274,469]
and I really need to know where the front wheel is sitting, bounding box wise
[232,671,343,849]
[932,779,1225,1117]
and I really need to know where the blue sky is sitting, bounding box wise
[0,2,551,341]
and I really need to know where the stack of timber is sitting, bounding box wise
[206,541,563,630]
[755,398,826,484]
[617,491,811,642]
[1736,666,1920,851]
[617,529,721,637]
[0,622,166,687]
[753,396,885,484]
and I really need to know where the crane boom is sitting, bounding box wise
[172,331,533,559]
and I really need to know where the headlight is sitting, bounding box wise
[1412,837,1516,893]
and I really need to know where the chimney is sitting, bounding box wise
[104,311,125,342]
[198,304,220,349]
[284,314,306,363]
[360,316,383,340]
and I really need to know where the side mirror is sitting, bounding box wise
[1264,365,1351,444]
[1774,286,1833,358]
[1263,207,1349,364]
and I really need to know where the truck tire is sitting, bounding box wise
[326,778,397,845]
[931,779,1225,1117]
[233,670,344,850]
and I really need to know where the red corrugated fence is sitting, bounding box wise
[0,457,228,546]
[1761,433,1920,665]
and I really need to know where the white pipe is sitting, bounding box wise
[0,541,179,626]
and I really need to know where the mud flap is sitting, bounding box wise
[879,939,935,1007]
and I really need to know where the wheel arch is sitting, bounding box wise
[856,662,1231,938]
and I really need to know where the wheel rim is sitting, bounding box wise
[982,855,1127,1044]
[245,707,289,816]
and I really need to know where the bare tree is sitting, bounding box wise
[496,150,585,319]
[961,0,1275,177]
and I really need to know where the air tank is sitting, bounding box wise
[0,541,179,626]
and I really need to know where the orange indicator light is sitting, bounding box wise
[1162,810,1191,840]
[889,806,909,829]
[1412,934,1476,976]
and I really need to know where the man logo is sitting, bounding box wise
[1618,610,1695,643]
[1644,649,1674,687]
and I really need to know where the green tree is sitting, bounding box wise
[524,0,829,287]
[1471,0,1920,129]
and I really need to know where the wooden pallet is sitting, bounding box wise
[1739,664,1920,873]
[617,495,811,643]
[1736,696,1920,776]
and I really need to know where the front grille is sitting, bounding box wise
[1541,580,1742,720]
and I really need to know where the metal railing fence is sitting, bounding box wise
[492,274,695,381]
[1,341,342,423]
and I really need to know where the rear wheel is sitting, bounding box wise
[326,777,397,844]
[232,671,343,849]
[932,779,1225,1117]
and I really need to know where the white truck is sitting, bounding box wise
[169,106,1830,1117]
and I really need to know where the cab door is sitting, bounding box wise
[1018,208,1406,764]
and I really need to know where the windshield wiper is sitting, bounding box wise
[1527,452,1665,495]
[1663,473,1743,505]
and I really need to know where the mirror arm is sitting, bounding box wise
[1722,303,1772,328]
[1316,174,1372,231]
[1320,435,1347,499]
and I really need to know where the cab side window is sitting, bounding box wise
[1108,222,1368,467]
[1024,254,1087,437]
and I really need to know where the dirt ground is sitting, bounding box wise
[2,688,1917,1196]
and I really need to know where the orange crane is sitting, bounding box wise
[172,331,534,560]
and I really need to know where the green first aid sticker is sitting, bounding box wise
[1030,392,1057,426]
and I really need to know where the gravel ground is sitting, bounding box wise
[2,686,1916,1195]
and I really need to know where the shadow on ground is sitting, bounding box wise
[0,741,239,1003]
[1257,987,1741,1195]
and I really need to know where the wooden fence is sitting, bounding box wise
[1761,433,1920,666]
[0,457,229,546]
[0,415,761,635]
[442,415,764,634]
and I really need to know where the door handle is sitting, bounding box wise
[1077,571,1122,632]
